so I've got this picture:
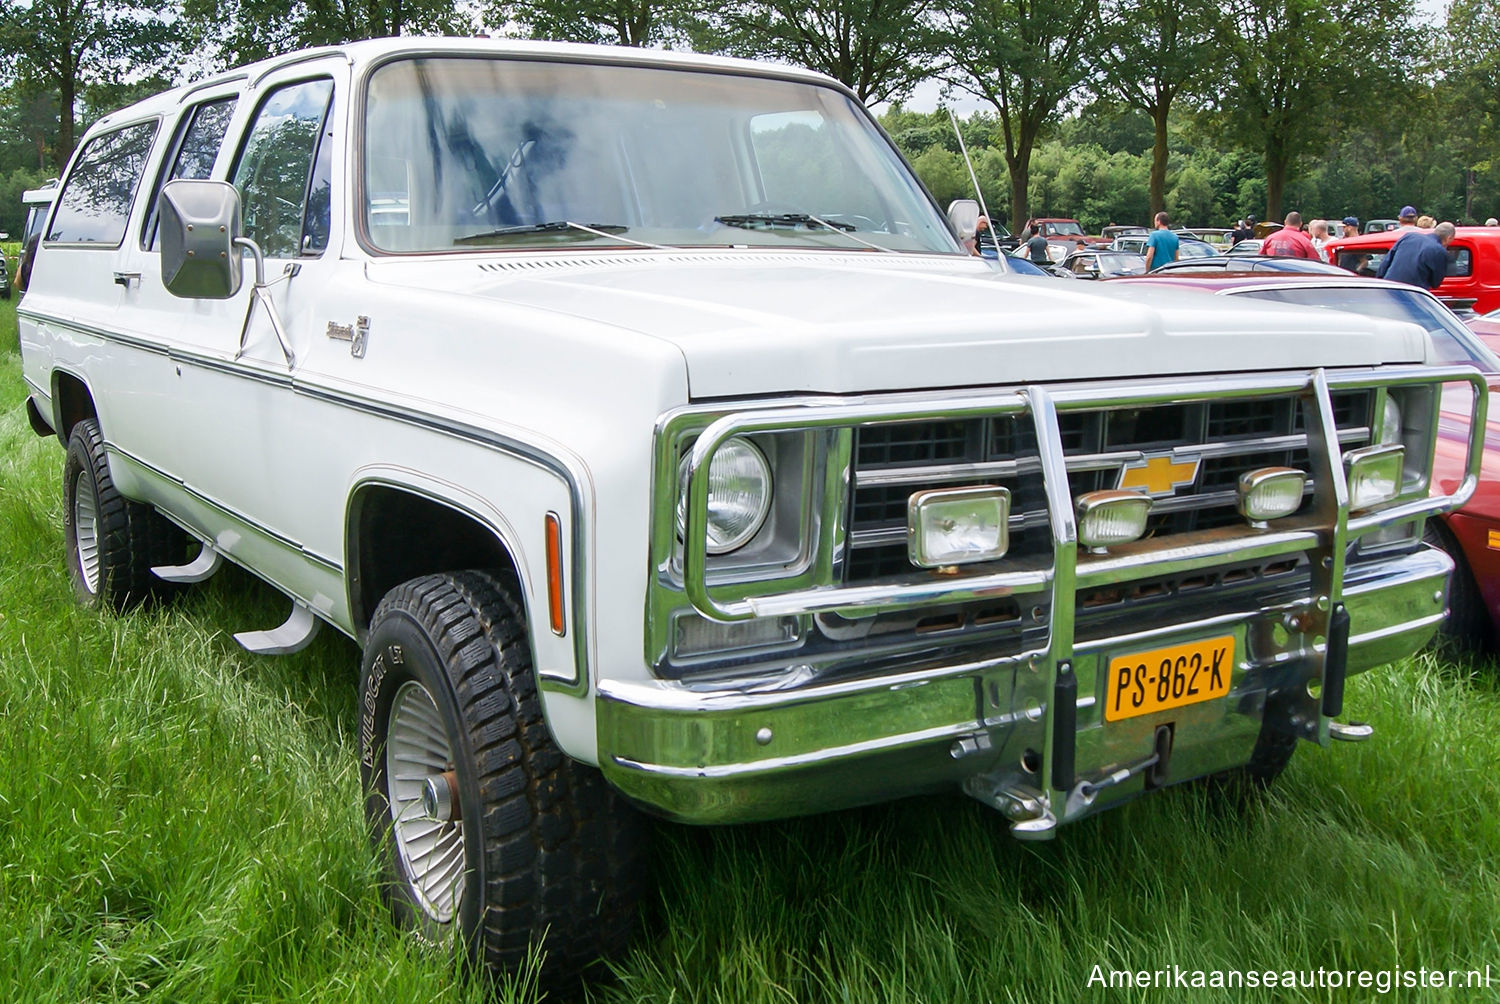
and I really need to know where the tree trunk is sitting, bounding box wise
[56,74,75,171]
[1264,141,1289,224]
[1008,133,1035,234]
[1149,106,1168,217]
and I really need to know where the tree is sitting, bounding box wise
[1208,0,1417,221]
[1096,0,1218,215]
[699,0,948,104]
[182,0,473,67]
[0,0,176,168]
[940,0,1103,229]
[502,0,697,46]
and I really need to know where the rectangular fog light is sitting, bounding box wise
[1077,490,1152,550]
[1237,467,1306,523]
[674,612,801,658]
[907,486,1010,567]
[1344,443,1404,510]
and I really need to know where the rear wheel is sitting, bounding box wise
[63,417,187,610]
[360,570,645,985]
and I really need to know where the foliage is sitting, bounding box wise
[940,0,1103,229]
[1204,0,1419,221]
[695,0,948,104]
[180,0,474,67]
[499,0,695,46]
[0,0,178,168]
[1096,0,1220,214]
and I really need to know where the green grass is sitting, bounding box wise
[3,298,1500,1002]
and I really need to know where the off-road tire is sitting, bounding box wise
[1424,520,1492,654]
[360,570,645,986]
[63,418,187,610]
[1205,695,1298,799]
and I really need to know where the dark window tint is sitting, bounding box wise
[232,78,333,258]
[47,122,159,244]
[1448,247,1473,278]
[144,97,238,249]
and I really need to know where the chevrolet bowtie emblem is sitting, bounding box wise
[1117,453,1201,497]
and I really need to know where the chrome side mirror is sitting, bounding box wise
[946,199,979,240]
[159,180,245,299]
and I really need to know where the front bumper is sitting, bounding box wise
[598,545,1451,825]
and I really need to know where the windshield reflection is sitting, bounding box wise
[362,58,958,255]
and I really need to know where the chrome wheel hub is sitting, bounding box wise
[73,471,100,594]
[386,681,466,923]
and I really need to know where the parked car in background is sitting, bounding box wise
[0,249,10,299]
[1147,255,1348,276]
[1176,228,1234,249]
[1177,238,1219,259]
[1101,225,1148,242]
[1325,225,1500,313]
[1111,271,1500,650]
[1364,219,1400,234]
[17,180,58,295]
[1060,249,1147,278]
[1032,217,1104,247]
[1227,239,1264,255]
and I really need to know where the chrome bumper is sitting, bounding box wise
[599,546,1451,825]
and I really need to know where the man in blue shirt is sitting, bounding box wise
[1377,222,1455,289]
[1143,212,1179,270]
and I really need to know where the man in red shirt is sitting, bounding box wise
[1261,212,1319,259]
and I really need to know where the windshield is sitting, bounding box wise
[361,57,957,254]
[1231,286,1500,372]
[1042,221,1084,237]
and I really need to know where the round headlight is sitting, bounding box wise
[677,437,773,554]
[1379,394,1402,446]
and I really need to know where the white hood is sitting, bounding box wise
[365,252,1430,399]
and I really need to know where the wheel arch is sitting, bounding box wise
[50,368,98,446]
[345,479,530,640]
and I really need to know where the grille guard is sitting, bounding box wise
[677,366,1488,626]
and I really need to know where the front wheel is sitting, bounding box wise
[360,571,646,985]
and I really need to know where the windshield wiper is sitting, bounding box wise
[454,221,671,250]
[713,211,897,254]
[714,212,855,232]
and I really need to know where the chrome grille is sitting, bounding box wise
[845,390,1374,583]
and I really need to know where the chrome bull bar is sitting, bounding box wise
[678,366,1487,834]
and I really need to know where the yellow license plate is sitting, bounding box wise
[1103,635,1235,722]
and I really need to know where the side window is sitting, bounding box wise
[231,78,334,258]
[46,121,159,245]
[1448,247,1473,278]
[143,96,239,249]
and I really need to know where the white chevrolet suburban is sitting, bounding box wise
[17,38,1488,984]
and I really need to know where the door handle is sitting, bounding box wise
[113,271,142,288]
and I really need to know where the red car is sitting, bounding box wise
[1109,272,1500,649]
[1031,217,1103,246]
[1323,225,1500,314]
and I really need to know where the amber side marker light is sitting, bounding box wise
[545,513,566,636]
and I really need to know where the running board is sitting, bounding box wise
[152,542,224,583]
[234,602,320,655]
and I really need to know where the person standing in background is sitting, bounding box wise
[1377,222,1455,289]
[1308,219,1331,258]
[1340,217,1360,238]
[1262,212,1318,258]
[1026,222,1050,265]
[1143,211,1179,270]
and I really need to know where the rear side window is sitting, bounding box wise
[1448,247,1473,278]
[47,121,160,245]
[143,96,239,249]
[231,78,334,258]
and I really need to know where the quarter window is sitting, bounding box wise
[143,96,238,249]
[232,78,334,258]
[47,121,160,245]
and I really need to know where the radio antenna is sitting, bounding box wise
[949,107,990,225]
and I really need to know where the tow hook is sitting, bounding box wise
[1063,726,1172,818]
